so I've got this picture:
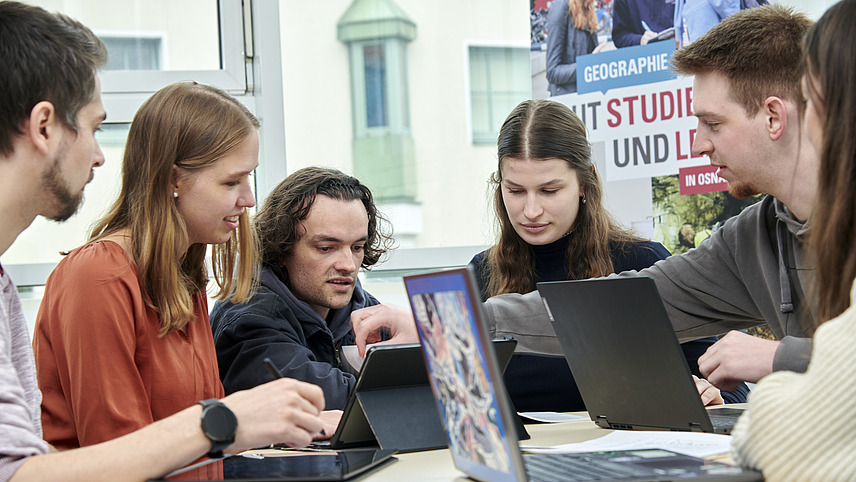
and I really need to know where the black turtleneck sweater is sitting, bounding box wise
[469,235,749,412]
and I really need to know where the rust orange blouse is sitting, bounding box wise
[33,240,224,449]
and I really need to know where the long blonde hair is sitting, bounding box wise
[568,0,597,33]
[486,100,640,297]
[89,82,259,336]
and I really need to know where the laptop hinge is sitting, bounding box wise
[688,422,704,432]
[595,415,610,429]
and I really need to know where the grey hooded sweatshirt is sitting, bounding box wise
[484,195,813,373]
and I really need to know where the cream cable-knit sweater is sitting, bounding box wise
[731,280,856,481]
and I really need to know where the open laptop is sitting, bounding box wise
[537,277,744,434]
[403,267,760,481]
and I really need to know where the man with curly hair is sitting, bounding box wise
[211,167,396,410]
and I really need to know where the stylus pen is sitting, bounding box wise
[263,357,326,436]
[263,357,282,380]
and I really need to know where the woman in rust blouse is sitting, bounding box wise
[32,82,331,449]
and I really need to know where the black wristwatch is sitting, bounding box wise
[198,399,237,458]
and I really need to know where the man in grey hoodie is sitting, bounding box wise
[353,5,817,393]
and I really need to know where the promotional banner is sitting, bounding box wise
[529,0,762,254]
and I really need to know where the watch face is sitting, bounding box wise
[202,404,237,442]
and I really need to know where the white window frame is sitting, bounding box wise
[96,0,287,204]
[8,0,289,287]
[100,0,249,123]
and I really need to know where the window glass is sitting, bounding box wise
[469,46,531,145]
[8,0,253,271]
[30,0,220,71]
[364,44,388,128]
[102,36,163,71]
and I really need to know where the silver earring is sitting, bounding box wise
[581,195,587,204]
[173,191,178,198]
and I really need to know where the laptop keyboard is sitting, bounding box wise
[524,453,651,481]
[708,414,738,432]
[708,407,743,433]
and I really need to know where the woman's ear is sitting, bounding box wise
[582,168,592,197]
[170,165,180,196]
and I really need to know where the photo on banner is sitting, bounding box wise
[529,0,766,255]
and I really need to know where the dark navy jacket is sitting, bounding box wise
[470,237,748,412]
[612,0,675,48]
[210,266,379,410]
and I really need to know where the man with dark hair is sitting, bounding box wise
[355,5,817,393]
[0,3,106,159]
[0,1,108,225]
[0,3,325,480]
[211,166,396,410]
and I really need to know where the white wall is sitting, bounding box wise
[279,0,529,249]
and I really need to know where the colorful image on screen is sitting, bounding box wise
[409,283,513,476]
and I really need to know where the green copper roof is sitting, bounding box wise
[337,0,416,42]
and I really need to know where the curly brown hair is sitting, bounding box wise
[255,167,394,279]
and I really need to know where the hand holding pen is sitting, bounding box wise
[639,20,658,45]
[264,357,330,437]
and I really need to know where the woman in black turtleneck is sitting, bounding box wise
[469,99,748,412]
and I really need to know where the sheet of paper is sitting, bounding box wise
[518,412,589,423]
[339,345,366,373]
[339,344,383,374]
[520,430,733,459]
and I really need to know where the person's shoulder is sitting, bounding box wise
[469,249,489,266]
[816,279,856,342]
[723,195,773,226]
[213,283,276,316]
[66,239,130,262]
[549,0,569,14]
[611,239,670,272]
[701,196,773,245]
[50,240,135,286]
[627,239,668,250]
[617,239,670,256]
[210,283,281,331]
[468,248,493,281]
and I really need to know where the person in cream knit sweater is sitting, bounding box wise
[731,283,856,478]
[731,1,856,479]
